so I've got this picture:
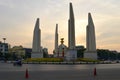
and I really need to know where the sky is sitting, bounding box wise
[0,0,120,54]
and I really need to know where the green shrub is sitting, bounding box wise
[23,58,63,62]
[76,58,100,62]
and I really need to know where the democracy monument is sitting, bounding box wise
[31,2,98,60]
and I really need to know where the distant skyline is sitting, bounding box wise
[0,0,120,54]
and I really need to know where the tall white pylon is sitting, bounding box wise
[54,24,58,57]
[84,13,97,60]
[31,18,43,58]
[68,2,76,49]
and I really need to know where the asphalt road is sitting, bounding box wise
[0,62,120,80]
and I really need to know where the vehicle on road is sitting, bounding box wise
[13,60,22,66]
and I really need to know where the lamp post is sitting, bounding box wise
[3,38,6,43]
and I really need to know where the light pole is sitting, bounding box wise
[3,38,6,43]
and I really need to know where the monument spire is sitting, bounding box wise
[70,3,74,20]
[54,24,58,57]
[31,18,43,58]
[66,2,77,61]
[87,13,96,51]
[68,2,75,49]
[84,13,97,59]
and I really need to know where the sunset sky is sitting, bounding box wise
[0,0,120,54]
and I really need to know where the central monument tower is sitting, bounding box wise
[68,2,76,49]
[66,3,77,61]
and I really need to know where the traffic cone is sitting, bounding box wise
[25,68,29,79]
[94,67,97,76]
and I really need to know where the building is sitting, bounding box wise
[75,45,85,50]
[0,41,9,56]
[75,45,85,58]
[43,48,49,58]
[23,48,32,58]
[9,46,25,59]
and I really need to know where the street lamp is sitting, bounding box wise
[3,38,6,43]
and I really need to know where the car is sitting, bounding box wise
[13,60,22,66]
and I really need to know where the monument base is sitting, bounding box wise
[31,52,43,58]
[66,49,77,61]
[84,51,97,60]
